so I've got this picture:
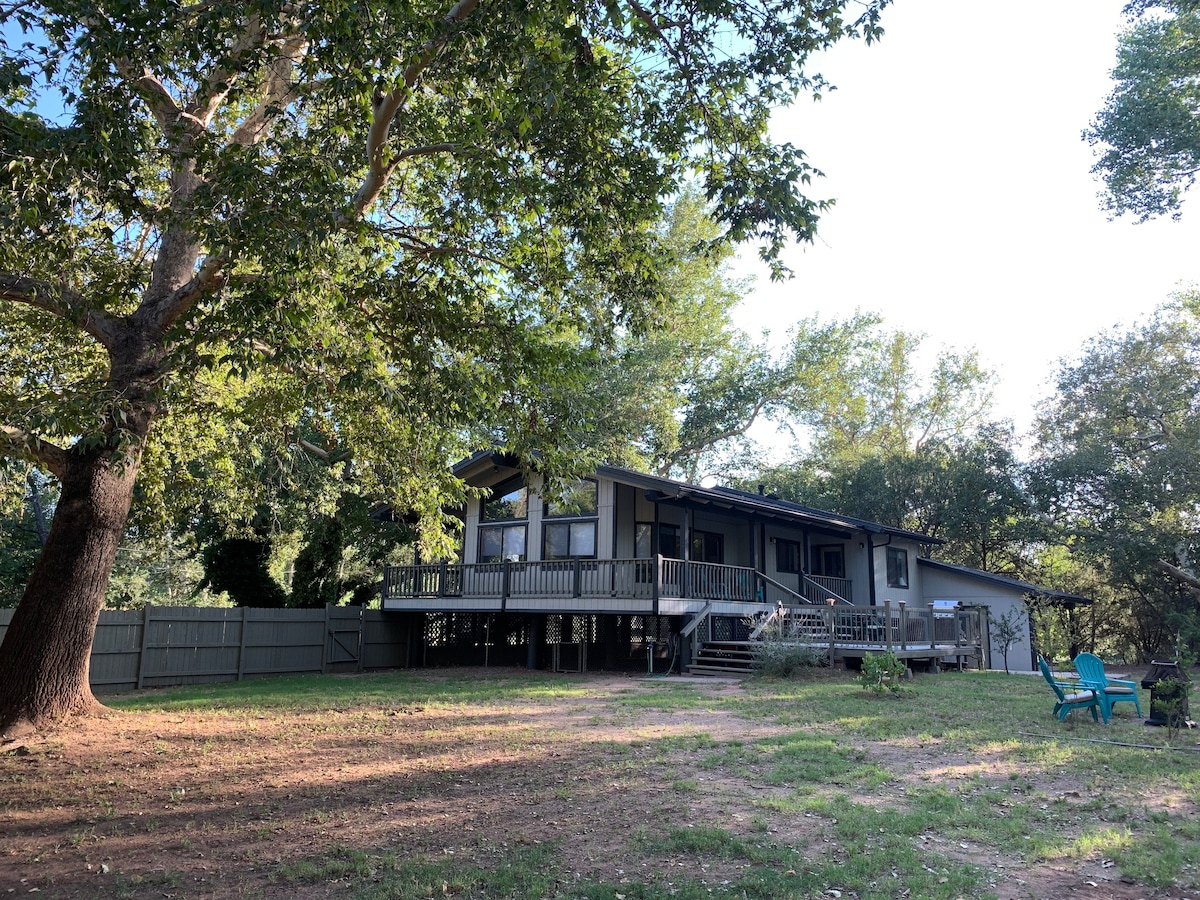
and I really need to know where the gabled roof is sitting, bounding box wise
[596,464,942,545]
[450,453,942,544]
[917,558,1092,607]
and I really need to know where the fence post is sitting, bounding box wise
[237,606,250,681]
[356,606,365,674]
[135,604,153,690]
[322,604,331,674]
[899,600,908,651]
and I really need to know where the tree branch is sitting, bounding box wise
[0,274,121,349]
[1155,558,1200,597]
[136,252,230,337]
[0,426,67,479]
[345,0,480,221]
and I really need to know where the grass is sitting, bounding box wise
[96,668,1200,898]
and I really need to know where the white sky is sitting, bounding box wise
[733,0,1200,449]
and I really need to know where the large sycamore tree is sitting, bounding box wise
[0,0,890,733]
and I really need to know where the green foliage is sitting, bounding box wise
[753,640,828,678]
[1154,677,1192,741]
[1088,1,1200,219]
[858,650,908,694]
[200,536,289,609]
[0,5,896,711]
[1029,294,1200,661]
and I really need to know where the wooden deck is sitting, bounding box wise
[381,556,853,614]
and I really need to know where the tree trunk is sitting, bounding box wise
[0,446,143,736]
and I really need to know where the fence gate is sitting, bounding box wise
[325,606,364,673]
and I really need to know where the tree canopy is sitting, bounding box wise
[1028,293,1200,657]
[0,0,892,731]
[1088,0,1200,219]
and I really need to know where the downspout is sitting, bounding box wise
[867,533,881,607]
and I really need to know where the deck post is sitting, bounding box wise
[827,606,835,663]
[883,600,893,651]
[573,557,582,598]
[438,562,447,597]
[502,560,511,604]
[899,600,907,651]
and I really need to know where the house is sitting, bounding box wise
[917,558,1090,672]
[380,453,1070,673]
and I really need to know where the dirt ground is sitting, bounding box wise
[0,670,1189,899]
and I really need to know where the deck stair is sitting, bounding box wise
[687,639,760,676]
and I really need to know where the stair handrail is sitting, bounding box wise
[755,572,807,605]
[679,601,714,639]
[800,573,853,605]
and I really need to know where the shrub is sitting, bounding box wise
[858,650,908,694]
[754,641,828,678]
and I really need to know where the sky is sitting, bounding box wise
[732,0,1200,451]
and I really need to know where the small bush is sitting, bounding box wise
[754,641,828,678]
[858,650,908,694]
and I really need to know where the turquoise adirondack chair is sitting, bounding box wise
[1038,655,1099,722]
[1073,652,1142,724]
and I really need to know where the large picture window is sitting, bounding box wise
[886,547,909,589]
[479,524,527,563]
[543,521,597,559]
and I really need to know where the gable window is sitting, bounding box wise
[812,545,845,579]
[776,539,803,573]
[543,479,597,518]
[483,475,528,521]
[886,547,909,589]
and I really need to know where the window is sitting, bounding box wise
[543,521,597,559]
[540,479,597,559]
[479,524,527,562]
[637,523,682,559]
[659,523,681,559]
[886,547,909,589]
[691,530,724,564]
[812,545,845,579]
[483,475,528,521]
[776,538,803,573]
[543,479,597,517]
[635,522,653,558]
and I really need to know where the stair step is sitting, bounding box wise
[686,664,754,677]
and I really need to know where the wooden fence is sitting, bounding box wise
[0,605,412,693]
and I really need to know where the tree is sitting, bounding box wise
[1087,0,1200,220]
[0,0,892,733]
[1029,294,1200,659]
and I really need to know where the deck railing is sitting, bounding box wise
[384,556,804,604]
[773,600,984,657]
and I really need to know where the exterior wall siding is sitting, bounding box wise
[919,568,1033,672]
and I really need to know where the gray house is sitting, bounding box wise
[381,453,1074,673]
